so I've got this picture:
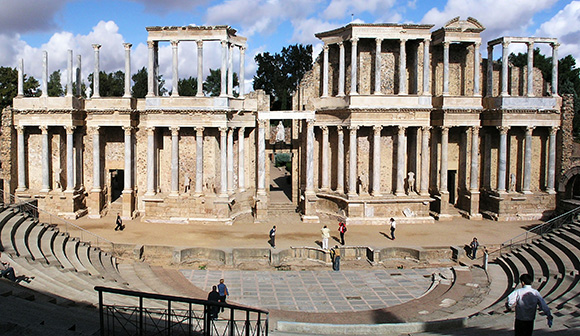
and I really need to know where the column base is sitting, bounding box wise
[522,190,533,195]
[15,187,28,193]
[122,189,135,219]
[88,188,103,218]
[546,189,556,195]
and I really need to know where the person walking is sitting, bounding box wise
[470,237,479,259]
[331,245,341,271]
[269,225,276,248]
[390,218,396,240]
[338,222,347,245]
[115,213,123,231]
[321,225,330,250]
[207,285,220,320]
[217,279,229,312]
[506,273,552,336]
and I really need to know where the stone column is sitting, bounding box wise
[487,45,494,97]
[219,127,227,196]
[170,127,180,196]
[196,40,204,97]
[146,127,156,195]
[306,120,315,193]
[374,39,382,95]
[147,41,155,97]
[440,126,449,193]
[195,127,204,195]
[522,126,534,193]
[527,42,534,97]
[170,41,179,97]
[372,126,382,196]
[123,126,133,192]
[423,39,431,95]
[338,42,345,97]
[552,43,559,96]
[547,127,557,193]
[238,127,245,192]
[228,43,234,97]
[91,126,101,191]
[227,127,234,193]
[40,126,51,191]
[348,126,358,196]
[92,44,101,98]
[497,126,509,192]
[337,126,345,193]
[321,126,329,191]
[322,44,329,97]
[443,41,450,96]
[350,38,359,95]
[396,126,407,195]
[474,42,481,96]
[501,41,510,97]
[16,126,26,191]
[65,126,75,191]
[67,50,73,97]
[399,39,408,95]
[42,51,48,98]
[420,126,430,195]
[257,121,266,195]
[239,46,246,98]
[220,40,227,97]
[17,59,24,97]
[76,55,82,97]
[123,43,132,98]
[470,127,480,191]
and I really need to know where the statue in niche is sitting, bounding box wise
[275,121,285,143]
[407,172,415,194]
[55,168,63,191]
[358,172,368,194]
[184,175,191,193]
[509,173,516,193]
[85,86,92,98]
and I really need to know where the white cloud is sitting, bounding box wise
[291,18,338,45]
[322,0,397,20]
[128,0,211,15]
[536,1,580,61]
[0,0,71,34]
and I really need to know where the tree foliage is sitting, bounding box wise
[88,70,124,97]
[253,44,313,110]
[203,69,238,97]
[0,66,40,110]
[131,67,167,98]
[177,76,198,96]
[47,70,64,97]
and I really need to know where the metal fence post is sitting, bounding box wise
[99,289,105,336]
[139,296,144,336]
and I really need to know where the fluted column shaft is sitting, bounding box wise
[374,39,382,94]
[16,126,26,190]
[322,44,329,97]
[220,41,227,97]
[350,38,358,95]
[257,121,266,195]
[527,42,534,97]
[17,59,24,97]
[552,43,559,96]
[219,127,227,196]
[399,39,407,95]
[76,55,82,97]
[372,126,382,196]
[423,39,431,95]
[41,126,50,191]
[474,43,481,96]
[238,127,245,192]
[487,45,494,97]
[228,43,234,97]
[42,51,48,98]
[522,126,534,193]
[195,127,204,195]
[227,127,234,193]
[443,42,450,96]
[67,50,73,97]
[420,126,430,195]
[171,127,180,195]
[239,47,246,98]
[146,127,155,195]
[306,120,315,193]
[196,40,204,97]
[171,41,179,97]
[123,43,132,98]
[338,42,345,97]
[92,44,101,98]
[501,41,510,96]
[547,127,557,192]
[470,127,480,191]
[321,126,329,190]
[66,126,75,191]
[91,127,101,191]
[147,41,155,97]
[348,126,358,195]
[123,126,132,191]
[497,126,509,192]
[337,126,345,192]
[440,127,449,193]
[396,126,407,195]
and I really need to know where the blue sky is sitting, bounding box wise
[0,0,578,92]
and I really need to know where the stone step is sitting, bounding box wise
[39,227,62,268]
[52,232,76,272]
[523,244,562,297]
[533,240,574,301]
[13,218,36,259]
[0,208,18,251]
[1,213,28,256]
[117,263,156,293]
[76,243,103,278]
[26,223,49,263]
[132,262,180,295]
[64,238,88,274]
[512,248,548,294]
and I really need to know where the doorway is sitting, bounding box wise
[448,170,456,205]
[110,170,124,203]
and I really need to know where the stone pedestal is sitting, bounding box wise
[436,192,454,221]
[122,190,135,219]
[87,189,103,218]
[253,193,269,223]
[467,190,482,220]
[301,192,320,223]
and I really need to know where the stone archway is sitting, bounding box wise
[558,165,580,199]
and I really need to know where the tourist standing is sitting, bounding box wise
[338,222,347,245]
[331,245,341,271]
[321,225,330,250]
[115,213,123,231]
[217,279,229,312]
[269,225,276,248]
[390,218,396,240]
[207,285,220,319]
[506,273,552,335]
[470,237,479,259]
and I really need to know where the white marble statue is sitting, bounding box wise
[275,121,285,143]
[85,86,92,98]
[509,173,516,192]
[407,171,415,194]
[184,175,191,193]
[358,172,368,194]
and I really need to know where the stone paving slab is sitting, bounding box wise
[180,268,445,313]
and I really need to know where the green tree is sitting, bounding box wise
[203,69,239,97]
[177,76,198,96]
[254,44,312,110]
[47,70,64,97]
[131,67,167,98]
[88,70,124,97]
[0,66,40,110]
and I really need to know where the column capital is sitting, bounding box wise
[221,40,228,47]
[348,125,359,132]
[474,41,481,49]
[147,41,155,49]
[258,120,268,128]
[337,41,344,47]
[400,38,408,44]
[240,45,246,52]
[422,125,431,133]
[373,125,383,134]
[440,125,449,135]
[502,40,510,48]
[337,125,344,134]
[550,126,559,135]
[196,40,204,49]
[320,125,328,133]
[88,126,100,135]
[442,41,450,47]
[351,37,359,44]
[471,126,481,135]
[65,126,76,135]
[487,44,494,52]
[170,40,179,48]
[219,127,227,135]
[16,125,25,134]
[551,42,560,50]
[123,126,133,135]
[92,44,102,50]
[423,38,431,45]
[123,43,132,50]
[195,126,205,134]
[146,126,155,136]
[39,125,49,134]
[526,41,534,48]
[306,119,315,127]
[398,125,407,135]
[323,44,329,51]
[497,126,510,135]
[525,126,536,134]
[171,126,180,136]
[376,38,383,45]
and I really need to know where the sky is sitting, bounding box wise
[0,0,578,93]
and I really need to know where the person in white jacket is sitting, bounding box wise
[321,225,330,250]
[506,273,553,336]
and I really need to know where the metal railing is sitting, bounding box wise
[493,206,580,258]
[1,189,113,250]
[96,286,268,336]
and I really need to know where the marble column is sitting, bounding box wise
[195,127,204,195]
[42,51,48,98]
[440,126,449,193]
[396,126,407,195]
[239,46,246,98]
[547,127,557,193]
[76,55,82,97]
[123,43,132,98]
[170,127,180,196]
[147,41,155,97]
[522,126,534,193]
[374,39,382,95]
[17,59,24,97]
[92,44,101,98]
[91,126,101,191]
[442,41,450,96]
[501,41,510,97]
[257,121,266,195]
[497,126,509,192]
[227,127,234,193]
[348,126,358,196]
[146,127,156,195]
[338,42,345,97]
[474,42,481,96]
[527,42,534,97]
[322,44,329,97]
[196,40,204,97]
[399,39,407,95]
[123,126,133,192]
[67,50,73,97]
[487,45,494,97]
[420,126,430,195]
[552,43,559,96]
[337,126,345,193]
[306,120,315,193]
[238,127,245,192]
[170,41,179,97]
[220,40,227,97]
[219,127,227,196]
[372,126,382,196]
[423,39,431,95]
[470,127,480,191]
[321,126,330,191]
[228,43,234,97]
[66,126,75,191]
[16,126,26,191]
[40,126,51,191]
[350,38,359,95]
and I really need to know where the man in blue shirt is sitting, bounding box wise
[217,278,229,312]
[506,273,553,336]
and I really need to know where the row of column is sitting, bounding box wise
[441,41,481,96]
[321,38,431,97]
